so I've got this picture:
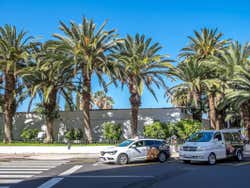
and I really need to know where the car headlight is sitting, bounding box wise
[107,151,117,155]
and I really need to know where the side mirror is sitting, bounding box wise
[213,138,219,142]
[131,144,136,149]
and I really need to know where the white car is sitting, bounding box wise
[179,129,244,165]
[99,138,170,165]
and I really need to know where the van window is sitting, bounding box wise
[214,132,222,141]
[232,133,241,142]
[223,133,233,142]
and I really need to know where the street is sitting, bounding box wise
[0,158,250,188]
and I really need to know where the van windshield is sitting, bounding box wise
[187,132,213,142]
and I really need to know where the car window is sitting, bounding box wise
[214,132,222,141]
[154,140,163,146]
[145,140,155,146]
[134,141,145,147]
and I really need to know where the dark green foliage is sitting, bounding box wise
[173,119,202,140]
[143,119,202,140]
[65,128,84,140]
[102,122,122,141]
[20,129,39,141]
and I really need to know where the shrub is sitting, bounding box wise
[102,122,122,141]
[20,129,39,141]
[144,122,173,139]
[173,119,202,140]
[65,128,84,141]
[74,128,83,140]
[65,128,75,141]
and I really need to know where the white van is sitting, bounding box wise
[179,129,244,165]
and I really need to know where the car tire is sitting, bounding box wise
[236,150,244,162]
[158,152,168,163]
[117,153,129,165]
[208,153,216,165]
[183,160,190,164]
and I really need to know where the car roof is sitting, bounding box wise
[199,129,240,133]
[129,138,164,141]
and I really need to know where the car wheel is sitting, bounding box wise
[158,152,168,163]
[117,153,129,165]
[183,160,190,164]
[236,150,244,161]
[208,153,216,165]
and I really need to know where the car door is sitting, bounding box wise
[213,132,226,159]
[128,140,147,161]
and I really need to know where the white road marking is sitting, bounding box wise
[0,171,42,174]
[59,165,82,176]
[0,174,33,178]
[0,168,49,171]
[0,186,10,188]
[37,177,64,188]
[0,160,67,186]
[0,166,54,168]
[38,165,83,188]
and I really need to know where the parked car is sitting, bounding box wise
[99,138,170,165]
[179,129,244,165]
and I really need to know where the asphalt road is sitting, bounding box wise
[2,158,250,188]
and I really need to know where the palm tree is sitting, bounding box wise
[111,34,173,137]
[169,58,212,122]
[92,91,114,109]
[179,28,229,129]
[0,25,34,143]
[216,42,250,136]
[53,18,118,143]
[22,42,74,143]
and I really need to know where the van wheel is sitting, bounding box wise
[183,160,190,164]
[158,152,168,163]
[117,153,129,165]
[236,150,244,161]
[208,153,216,165]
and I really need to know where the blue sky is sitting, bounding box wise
[1,0,250,111]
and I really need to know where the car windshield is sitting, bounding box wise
[187,132,213,142]
[118,140,134,147]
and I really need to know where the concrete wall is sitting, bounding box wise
[0,108,188,141]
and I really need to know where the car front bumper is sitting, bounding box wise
[179,151,210,161]
[99,154,118,163]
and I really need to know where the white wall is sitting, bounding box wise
[0,108,188,141]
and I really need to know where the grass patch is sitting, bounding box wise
[0,142,114,146]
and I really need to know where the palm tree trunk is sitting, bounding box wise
[192,91,202,122]
[215,94,225,130]
[128,77,141,138]
[82,67,93,143]
[3,73,15,143]
[240,103,250,138]
[208,94,216,129]
[44,88,57,143]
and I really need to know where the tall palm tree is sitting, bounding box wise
[22,42,74,143]
[53,18,118,143]
[169,58,212,121]
[92,91,114,109]
[0,25,34,143]
[111,34,173,137]
[179,28,229,129]
[216,42,250,136]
